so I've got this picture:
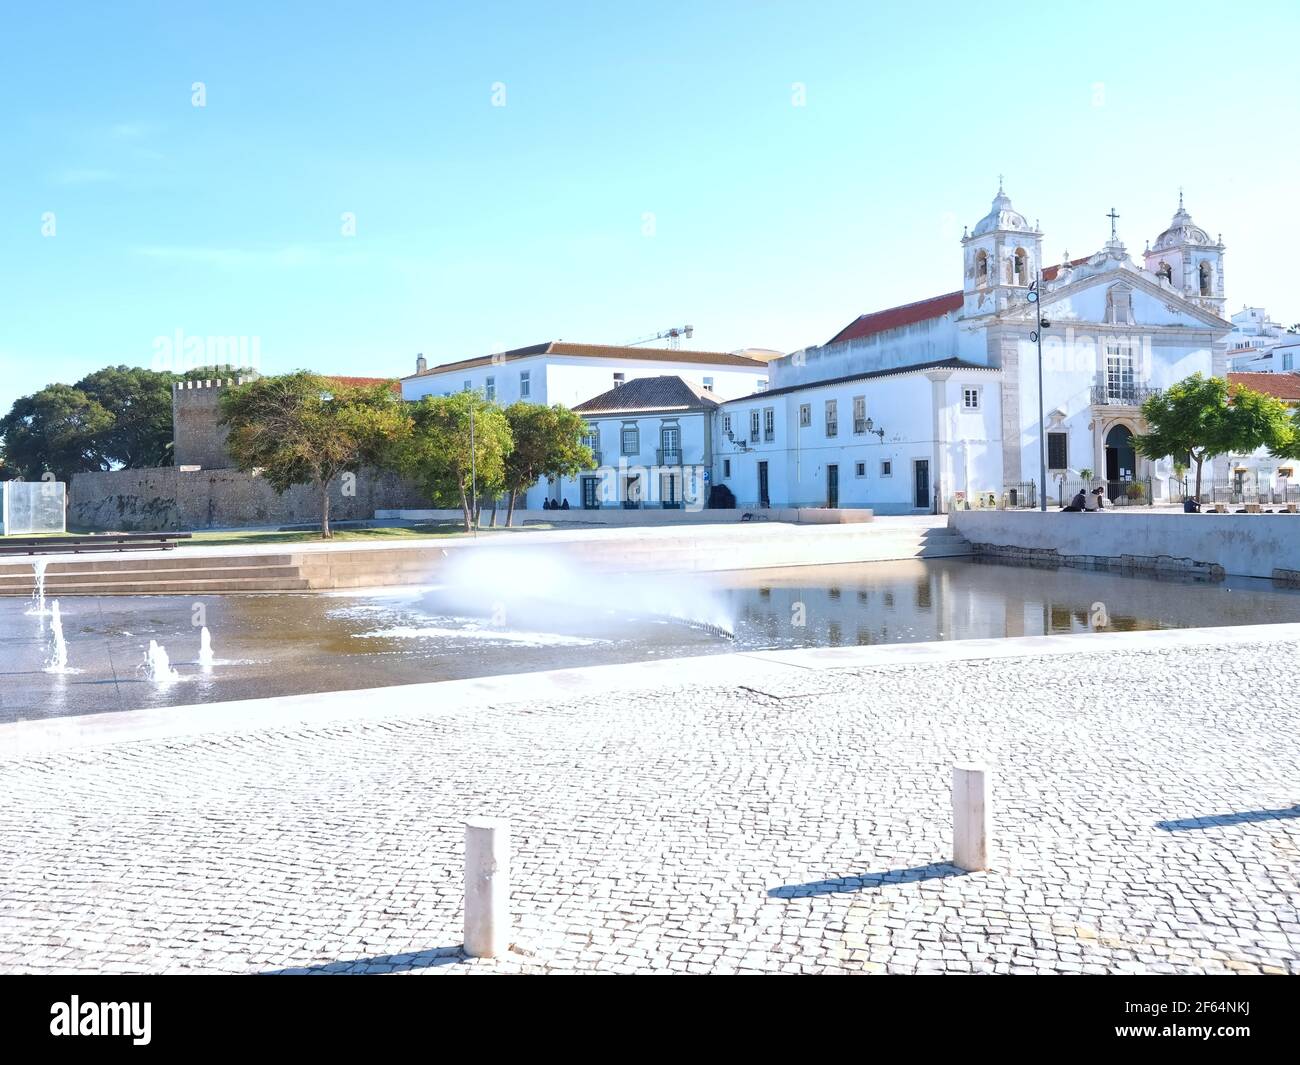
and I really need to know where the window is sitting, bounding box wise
[825,399,838,438]
[1285,353,1295,372]
[855,461,866,478]
[1106,341,1135,400]
[763,408,775,442]
[963,387,980,410]
[581,425,599,454]
[1047,432,1068,470]
[1199,260,1212,296]
[722,413,732,436]
[621,423,639,455]
[1105,285,1133,325]
[880,460,892,477]
[853,395,866,434]
[1012,247,1029,287]
[975,250,989,286]
[520,370,531,398]
[723,458,731,478]
[485,376,496,403]
[749,410,760,443]
[613,372,625,386]
[463,379,472,392]
[799,403,811,428]
[756,379,768,392]
[660,425,681,463]
[702,376,714,391]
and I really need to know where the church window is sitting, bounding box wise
[1012,248,1029,286]
[1105,341,1135,401]
[1105,285,1133,325]
[975,250,989,286]
[1047,433,1068,470]
[1199,260,1213,296]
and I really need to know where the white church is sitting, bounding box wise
[404,185,1266,514]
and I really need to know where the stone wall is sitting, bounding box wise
[949,509,1300,581]
[69,467,427,531]
[173,378,247,469]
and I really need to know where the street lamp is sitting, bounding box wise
[1027,278,1051,512]
[864,417,886,442]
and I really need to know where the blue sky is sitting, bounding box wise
[2,0,1298,414]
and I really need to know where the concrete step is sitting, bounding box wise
[0,576,313,595]
[0,564,305,590]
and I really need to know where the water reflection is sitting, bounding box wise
[3,557,1300,722]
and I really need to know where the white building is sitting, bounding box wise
[401,340,770,408]
[561,376,719,509]
[1224,306,1300,372]
[716,185,1233,513]
[400,341,770,509]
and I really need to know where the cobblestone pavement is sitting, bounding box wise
[2,637,1298,975]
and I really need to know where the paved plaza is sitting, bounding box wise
[1,633,1298,975]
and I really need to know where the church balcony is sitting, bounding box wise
[1090,383,1161,408]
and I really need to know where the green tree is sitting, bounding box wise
[219,372,409,538]
[1135,373,1292,499]
[0,384,116,483]
[75,365,177,469]
[502,402,595,525]
[400,392,512,532]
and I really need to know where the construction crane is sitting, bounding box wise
[625,325,693,350]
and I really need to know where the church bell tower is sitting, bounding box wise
[960,180,1044,318]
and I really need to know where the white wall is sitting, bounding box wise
[714,369,1002,514]
[540,409,711,510]
[402,354,767,406]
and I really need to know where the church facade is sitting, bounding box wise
[712,186,1232,513]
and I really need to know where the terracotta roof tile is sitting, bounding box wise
[1228,372,1300,402]
[405,341,766,379]
[826,258,1091,346]
[573,375,722,415]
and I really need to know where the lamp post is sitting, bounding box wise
[469,398,477,537]
[1027,276,1049,512]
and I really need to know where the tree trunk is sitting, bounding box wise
[320,480,332,539]
[489,500,498,528]
[1194,452,1204,501]
[458,482,472,533]
[506,490,516,528]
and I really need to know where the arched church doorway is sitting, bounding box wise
[1105,425,1136,500]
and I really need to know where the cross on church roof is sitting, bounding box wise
[1107,207,1120,240]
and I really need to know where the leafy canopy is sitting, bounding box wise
[219,371,409,494]
[0,383,117,483]
[399,392,512,528]
[502,402,595,496]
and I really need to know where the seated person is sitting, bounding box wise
[560,499,570,510]
[1183,496,1201,513]
[1061,489,1087,512]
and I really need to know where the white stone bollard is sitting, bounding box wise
[952,764,992,871]
[464,817,511,958]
